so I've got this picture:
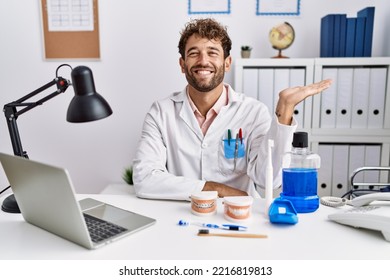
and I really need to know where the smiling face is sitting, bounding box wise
[180,34,231,93]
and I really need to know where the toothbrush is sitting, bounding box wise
[178,220,247,231]
[198,229,267,238]
[265,139,274,216]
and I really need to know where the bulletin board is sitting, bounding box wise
[41,0,100,59]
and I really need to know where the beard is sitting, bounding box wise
[184,64,225,92]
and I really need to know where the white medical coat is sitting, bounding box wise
[133,84,297,200]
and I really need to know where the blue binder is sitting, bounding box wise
[345,18,356,57]
[339,14,347,57]
[320,14,335,57]
[357,7,375,57]
[354,17,366,57]
[333,14,348,57]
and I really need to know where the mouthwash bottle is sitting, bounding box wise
[280,132,321,213]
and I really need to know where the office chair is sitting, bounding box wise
[347,167,390,199]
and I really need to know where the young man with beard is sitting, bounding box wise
[133,18,332,200]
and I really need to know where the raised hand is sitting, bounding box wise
[275,79,332,125]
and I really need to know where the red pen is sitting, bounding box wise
[239,128,243,144]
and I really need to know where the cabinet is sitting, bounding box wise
[234,57,390,197]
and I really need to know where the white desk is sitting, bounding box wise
[0,192,389,260]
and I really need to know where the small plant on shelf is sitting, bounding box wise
[241,45,252,51]
[241,46,252,58]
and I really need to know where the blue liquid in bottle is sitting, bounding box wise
[280,168,319,213]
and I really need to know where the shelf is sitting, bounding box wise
[234,57,390,197]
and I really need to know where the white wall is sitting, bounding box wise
[0,0,389,194]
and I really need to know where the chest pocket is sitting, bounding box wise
[218,138,247,175]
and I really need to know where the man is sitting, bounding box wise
[133,18,331,200]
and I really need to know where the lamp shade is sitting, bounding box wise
[66,66,113,123]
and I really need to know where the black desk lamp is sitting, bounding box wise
[1,64,113,213]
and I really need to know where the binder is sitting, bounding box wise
[357,7,375,57]
[345,18,356,57]
[289,68,306,128]
[273,68,290,114]
[258,69,274,113]
[364,145,381,190]
[335,68,353,128]
[331,145,349,197]
[317,144,333,197]
[339,14,347,57]
[367,67,387,128]
[320,68,338,128]
[242,68,259,100]
[348,145,366,190]
[351,68,370,128]
[320,14,335,57]
[333,14,347,57]
[354,17,366,57]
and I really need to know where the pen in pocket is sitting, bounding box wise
[234,133,239,170]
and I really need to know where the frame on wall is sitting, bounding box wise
[256,0,301,16]
[188,0,231,15]
[41,0,100,59]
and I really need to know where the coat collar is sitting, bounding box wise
[169,84,243,140]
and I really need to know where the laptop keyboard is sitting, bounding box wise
[83,213,127,243]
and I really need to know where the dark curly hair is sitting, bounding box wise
[178,18,232,59]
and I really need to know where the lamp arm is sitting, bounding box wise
[3,77,70,157]
[6,77,70,117]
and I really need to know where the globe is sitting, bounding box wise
[269,22,295,58]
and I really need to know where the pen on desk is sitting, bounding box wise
[198,229,268,239]
[227,129,232,145]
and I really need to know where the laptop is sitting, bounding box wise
[0,152,156,249]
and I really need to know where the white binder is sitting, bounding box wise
[258,68,274,113]
[242,68,259,100]
[317,144,333,197]
[364,145,381,189]
[351,68,370,128]
[273,68,290,114]
[289,68,305,128]
[331,145,349,197]
[368,67,387,128]
[335,68,353,128]
[348,145,366,189]
[320,68,338,128]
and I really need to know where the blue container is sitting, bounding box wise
[280,132,320,213]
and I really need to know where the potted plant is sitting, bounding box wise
[241,45,252,58]
[122,166,133,185]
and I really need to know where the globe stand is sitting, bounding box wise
[272,49,289,59]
